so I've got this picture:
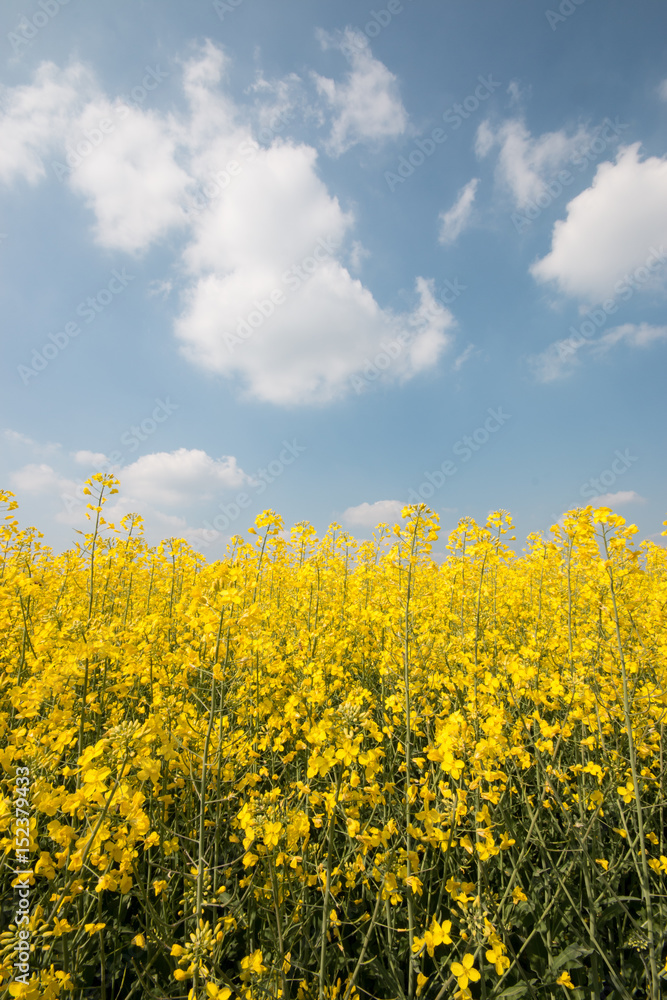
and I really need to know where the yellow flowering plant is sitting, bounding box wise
[0,484,665,998]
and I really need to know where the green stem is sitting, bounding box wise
[602,527,659,1000]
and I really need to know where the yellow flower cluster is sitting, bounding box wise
[0,482,666,998]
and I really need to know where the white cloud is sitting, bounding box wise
[506,80,529,108]
[452,344,478,371]
[0,45,455,406]
[531,145,667,301]
[475,120,495,159]
[177,265,453,405]
[246,70,306,134]
[6,434,256,552]
[343,499,404,527]
[658,80,667,102]
[438,178,479,245]
[67,99,191,254]
[3,429,61,457]
[4,429,41,450]
[529,322,667,382]
[348,239,370,271]
[9,463,76,496]
[528,341,579,383]
[314,29,408,156]
[476,116,594,209]
[148,279,173,298]
[0,61,89,185]
[592,322,667,355]
[120,448,251,507]
[72,449,108,466]
[588,491,646,507]
[175,129,454,404]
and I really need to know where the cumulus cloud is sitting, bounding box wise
[531,145,667,301]
[0,61,90,185]
[9,463,76,496]
[343,499,404,527]
[438,178,479,245]
[314,28,408,156]
[7,441,256,551]
[67,100,191,254]
[175,123,454,404]
[0,43,456,406]
[120,448,251,507]
[475,116,594,209]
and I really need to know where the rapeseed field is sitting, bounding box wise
[1,475,666,999]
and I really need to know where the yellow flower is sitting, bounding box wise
[595,858,609,872]
[240,949,267,979]
[617,780,634,804]
[9,985,40,999]
[405,875,423,896]
[512,885,527,903]
[557,971,575,990]
[459,834,474,855]
[451,954,481,989]
[416,972,428,996]
[412,918,453,957]
[52,918,73,937]
[486,944,510,975]
[84,922,106,935]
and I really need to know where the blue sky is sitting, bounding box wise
[1,0,666,556]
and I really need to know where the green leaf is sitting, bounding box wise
[493,984,530,1000]
[550,943,594,971]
